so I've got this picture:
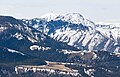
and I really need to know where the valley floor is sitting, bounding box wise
[15,61,80,76]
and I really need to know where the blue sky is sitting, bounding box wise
[0,0,120,23]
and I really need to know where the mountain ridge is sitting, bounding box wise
[0,14,120,77]
[22,13,120,52]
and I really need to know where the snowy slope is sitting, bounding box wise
[23,13,120,53]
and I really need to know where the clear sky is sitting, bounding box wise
[0,0,120,23]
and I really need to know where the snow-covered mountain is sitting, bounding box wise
[23,13,120,53]
[0,15,120,77]
[0,16,78,62]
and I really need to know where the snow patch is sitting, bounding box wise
[27,36,37,43]
[30,45,51,51]
[7,48,25,55]
[13,33,24,40]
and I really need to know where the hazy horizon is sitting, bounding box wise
[0,0,120,23]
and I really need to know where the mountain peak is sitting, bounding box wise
[64,13,84,18]
[62,13,84,24]
[40,12,59,21]
[39,12,86,24]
